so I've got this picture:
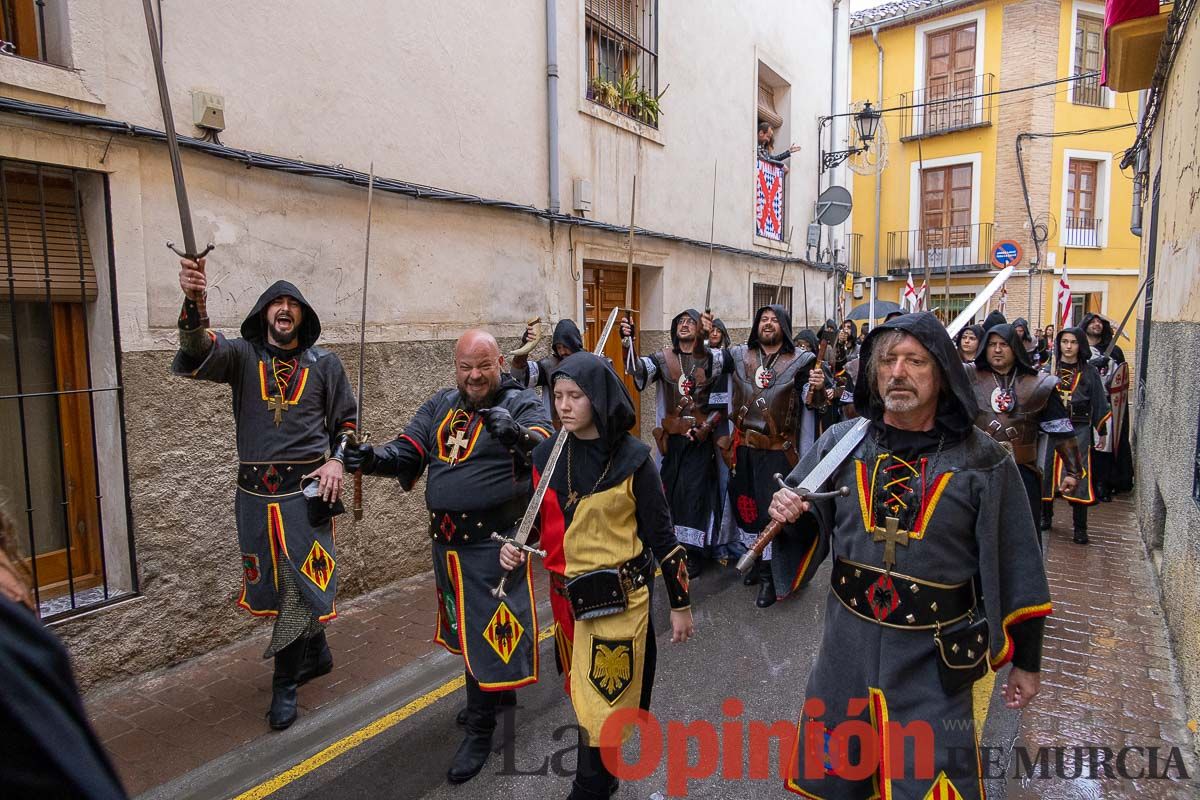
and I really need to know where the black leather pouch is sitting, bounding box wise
[933,614,989,695]
[302,478,346,526]
[564,569,628,620]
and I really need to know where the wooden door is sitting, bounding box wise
[920,164,973,255]
[926,22,976,131]
[582,264,641,434]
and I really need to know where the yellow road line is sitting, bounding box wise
[972,669,997,730]
[233,626,556,800]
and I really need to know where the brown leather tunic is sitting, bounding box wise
[970,368,1059,467]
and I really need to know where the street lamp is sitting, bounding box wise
[821,101,882,172]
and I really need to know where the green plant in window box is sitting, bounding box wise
[592,77,621,110]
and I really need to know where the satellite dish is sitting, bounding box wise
[815,185,853,226]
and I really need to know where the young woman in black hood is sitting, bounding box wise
[1040,327,1110,543]
[498,353,693,799]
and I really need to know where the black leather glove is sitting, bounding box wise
[1089,354,1110,371]
[343,442,378,474]
[479,407,522,447]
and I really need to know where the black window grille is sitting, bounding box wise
[0,158,135,620]
[584,0,660,128]
[0,0,63,66]
[752,283,792,319]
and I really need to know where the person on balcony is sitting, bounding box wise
[757,122,801,172]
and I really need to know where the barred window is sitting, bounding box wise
[584,0,660,128]
[752,283,792,319]
[0,159,135,620]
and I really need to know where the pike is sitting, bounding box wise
[1103,274,1151,359]
[140,0,214,322]
[737,266,1015,574]
[492,306,622,598]
[351,164,376,521]
[622,174,638,350]
[703,161,717,313]
[773,226,795,306]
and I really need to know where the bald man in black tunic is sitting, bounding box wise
[346,329,552,785]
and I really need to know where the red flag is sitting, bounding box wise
[1057,269,1073,328]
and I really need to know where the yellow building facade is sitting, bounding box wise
[847,0,1142,352]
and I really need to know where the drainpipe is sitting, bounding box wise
[545,0,560,214]
[872,25,883,280]
[828,0,841,193]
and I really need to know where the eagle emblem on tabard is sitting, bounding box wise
[589,637,634,706]
[483,601,525,664]
[300,541,335,592]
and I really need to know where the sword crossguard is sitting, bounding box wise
[490,532,546,559]
[773,473,850,502]
[167,241,215,261]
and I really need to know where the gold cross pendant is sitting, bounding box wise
[266,395,288,426]
[565,490,579,508]
[871,516,912,572]
[446,429,471,465]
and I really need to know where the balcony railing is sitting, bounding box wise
[886,222,994,275]
[754,158,786,242]
[899,74,994,140]
[1063,215,1102,247]
[584,1,661,128]
[842,232,862,275]
[1071,72,1106,107]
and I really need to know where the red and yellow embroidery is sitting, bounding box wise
[300,540,335,592]
[855,456,953,540]
[922,772,964,799]
[483,601,526,665]
[435,409,484,464]
[258,359,310,404]
[989,601,1053,669]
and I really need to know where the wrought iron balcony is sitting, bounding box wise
[885,222,995,276]
[1063,215,1102,248]
[899,74,995,140]
[1071,72,1107,107]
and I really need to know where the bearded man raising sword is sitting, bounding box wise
[619,309,723,577]
[704,304,819,608]
[345,330,551,784]
[173,258,357,731]
[769,313,1051,799]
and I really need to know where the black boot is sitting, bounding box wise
[1040,501,1054,532]
[742,563,760,586]
[456,689,516,727]
[297,629,333,685]
[755,560,777,608]
[568,744,618,799]
[1073,527,1089,544]
[1072,505,1089,544]
[267,638,306,730]
[447,675,498,784]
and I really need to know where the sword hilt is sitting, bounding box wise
[170,241,216,327]
[490,532,546,559]
[351,432,369,522]
[734,475,848,575]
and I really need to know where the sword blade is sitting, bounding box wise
[355,164,375,430]
[704,161,717,312]
[789,417,871,494]
[624,174,637,315]
[947,266,1013,338]
[140,0,198,257]
[492,306,623,597]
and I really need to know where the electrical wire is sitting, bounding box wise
[0,96,828,271]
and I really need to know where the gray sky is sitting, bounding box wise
[848,0,892,9]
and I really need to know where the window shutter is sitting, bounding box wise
[586,0,640,41]
[758,82,783,129]
[0,178,97,302]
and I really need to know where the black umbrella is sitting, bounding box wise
[846,300,902,321]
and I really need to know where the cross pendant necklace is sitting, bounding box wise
[267,394,288,426]
[447,426,471,465]
[871,516,912,572]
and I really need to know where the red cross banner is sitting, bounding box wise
[755,158,785,241]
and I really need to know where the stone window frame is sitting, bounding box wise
[906,152,984,261]
[911,8,987,138]
[1058,148,1113,250]
[1068,0,1117,110]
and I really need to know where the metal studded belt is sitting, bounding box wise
[237,458,324,496]
[427,496,527,545]
[831,557,976,630]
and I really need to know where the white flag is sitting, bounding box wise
[1057,269,1072,328]
[902,272,918,312]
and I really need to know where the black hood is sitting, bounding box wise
[883,310,906,322]
[794,329,819,354]
[670,309,704,352]
[840,319,859,349]
[955,323,984,351]
[1012,317,1033,344]
[711,317,731,348]
[1081,312,1113,350]
[1054,326,1093,365]
[853,312,978,439]
[747,305,795,353]
[240,280,321,350]
[551,318,584,354]
[975,324,1037,375]
[982,310,1007,331]
[551,352,637,446]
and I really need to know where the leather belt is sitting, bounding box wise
[428,496,527,545]
[998,440,1038,465]
[661,415,698,436]
[831,557,976,630]
[237,458,324,496]
[741,429,794,452]
[550,548,654,610]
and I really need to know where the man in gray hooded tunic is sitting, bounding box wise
[770,312,1051,800]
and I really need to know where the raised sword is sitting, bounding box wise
[351,164,376,521]
[491,306,622,598]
